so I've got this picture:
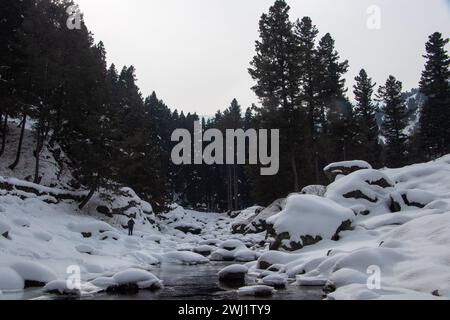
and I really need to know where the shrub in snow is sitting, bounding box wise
[11,261,57,288]
[325,169,394,216]
[0,267,25,291]
[43,280,80,296]
[324,160,372,182]
[218,264,248,281]
[0,221,11,239]
[301,185,327,197]
[237,285,275,297]
[266,195,354,251]
[93,268,162,294]
[163,251,209,265]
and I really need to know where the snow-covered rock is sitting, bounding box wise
[162,251,209,265]
[218,264,248,281]
[243,199,285,234]
[33,231,53,242]
[43,280,81,296]
[0,267,25,291]
[0,221,11,239]
[75,244,95,255]
[237,285,275,297]
[389,189,436,212]
[193,245,216,256]
[324,160,372,182]
[112,269,162,289]
[266,195,354,251]
[257,251,303,270]
[13,218,31,228]
[173,223,202,235]
[210,239,259,262]
[68,221,115,239]
[92,268,163,293]
[231,206,263,234]
[325,169,394,216]
[131,251,160,266]
[99,231,120,241]
[11,261,57,288]
[260,274,288,288]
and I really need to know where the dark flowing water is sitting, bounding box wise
[87,262,323,301]
[0,262,323,300]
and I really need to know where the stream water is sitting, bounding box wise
[88,262,323,301]
[0,262,323,300]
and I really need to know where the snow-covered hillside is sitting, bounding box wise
[1,122,450,300]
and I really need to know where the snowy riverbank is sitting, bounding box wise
[1,126,450,300]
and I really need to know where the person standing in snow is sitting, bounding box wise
[127,217,135,236]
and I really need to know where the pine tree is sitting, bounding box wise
[295,17,318,136]
[294,16,321,183]
[378,76,409,167]
[315,33,349,130]
[0,0,33,156]
[249,0,303,193]
[222,99,243,211]
[353,69,381,165]
[315,32,349,176]
[419,32,450,157]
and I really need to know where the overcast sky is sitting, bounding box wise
[76,0,450,115]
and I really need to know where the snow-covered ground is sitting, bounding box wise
[1,122,449,300]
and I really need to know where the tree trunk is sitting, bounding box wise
[233,164,239,210]
[78,179,99,210]
[9,113,27,170]
[33,126,44,184]
[290,153,299,192]
[314,151,320,185]
[0,113,8,157]
[227,166,233,212]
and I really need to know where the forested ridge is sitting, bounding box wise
[1,0,449,212]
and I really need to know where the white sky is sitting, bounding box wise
[76,0,450,115]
